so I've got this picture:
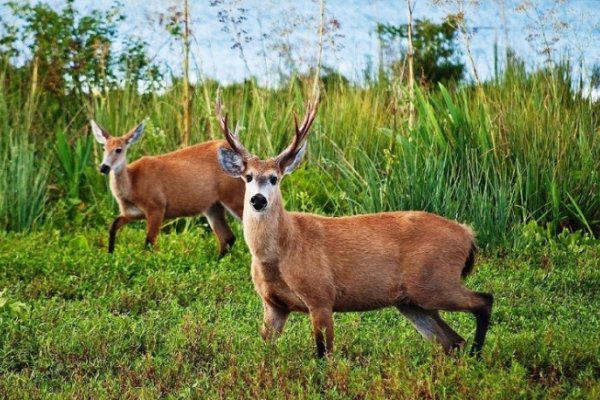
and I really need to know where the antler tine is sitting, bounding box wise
[275,98,319,167]
[294,99,318,144]
[215,95,231,136]
[295,102,310,134]
[215,94,250,159]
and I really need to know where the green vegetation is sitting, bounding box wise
[1,1,600,398]
[377,16,465,86]
[1,1,598,245]
[2,63,599,245]
[0,227,599,398]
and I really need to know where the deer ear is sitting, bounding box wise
[218,147,245,177]
[125,122,145,145]
[282,142,307,175]
[90,120,109,144]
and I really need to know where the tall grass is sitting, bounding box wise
[0,63,49,232]
[1,59,599,246]
[0,132,49,232]
[54,130,93,201]
[315,64,600,245]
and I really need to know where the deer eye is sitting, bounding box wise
[115,148,122,154]
[269,175,278,185]
[245,174,253,183]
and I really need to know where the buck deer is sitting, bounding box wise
[90,120,245,256]
[215,97,493,358]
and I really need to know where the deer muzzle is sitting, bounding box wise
[250,194,267,211]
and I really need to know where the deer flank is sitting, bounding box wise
[90,120,245,255]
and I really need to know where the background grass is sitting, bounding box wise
[1,62,599,246]
[0,226,599,398]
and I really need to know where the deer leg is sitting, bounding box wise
[260,301,290,341]
[431,313,466,351]
[471,292,493,356]
[309,307,334,358]
[108,216,131,253]
[144,209,164,250]
[205,203,235,257]
[397,303,464,353]
[410,287,493,357]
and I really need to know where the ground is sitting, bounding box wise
[0,225,599,399]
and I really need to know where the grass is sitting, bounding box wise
[0,132,49,232]
[2,61,599,247]
[0,225,599,398]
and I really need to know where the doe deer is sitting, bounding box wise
[90,120,245,256]
[215,98,493,358]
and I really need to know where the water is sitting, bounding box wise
[2,0,599,87]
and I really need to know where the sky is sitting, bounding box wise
[2,0,600,89]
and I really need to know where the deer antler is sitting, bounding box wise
[216,95,251,159]
[275,98,319,169]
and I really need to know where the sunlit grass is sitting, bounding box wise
[0,228,598,398]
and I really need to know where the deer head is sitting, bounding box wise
[90,120,145,174]
[216,96,318,215]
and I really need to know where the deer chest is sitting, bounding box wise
[251,260,307,312]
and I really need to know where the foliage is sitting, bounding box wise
[377,17,465,86]
[0,132,49,232]
[54,129,93,201]
[2,0,161,129]
[0,228,598,398]
[0,2,599,247]
[2,53,600,246]
[5,0,118,95]
[315,61,600,246]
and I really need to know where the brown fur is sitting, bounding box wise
[216,101,493,358]
[94,122,245,255]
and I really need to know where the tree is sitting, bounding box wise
[377,17,465,87]
[3,0,161,116]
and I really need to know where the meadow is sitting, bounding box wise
[0,224,598,398]
[2,2,600,398]
[1,64,600,398]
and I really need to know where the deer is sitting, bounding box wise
[215,97,493,358]
[90,119,245,256]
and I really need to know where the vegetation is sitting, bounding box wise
[0,1,598,245]
[0,226,599,398]
[1,0,599,397]
[1,60,599,245]
[377,16,465,86]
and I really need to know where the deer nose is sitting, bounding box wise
[99,164,110,174]
[250,194,267,211]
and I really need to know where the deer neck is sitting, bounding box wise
[243,195,294,265]
[109,164,132,200]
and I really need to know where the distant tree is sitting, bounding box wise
[377,17,465,86]
[3,0,161,101]
[591,64,600,92]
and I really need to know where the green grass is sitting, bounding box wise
[2,62,599,247]
[1,225,599,398]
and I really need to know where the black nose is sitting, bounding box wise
[250,194,267,211]
[99,164,110,174]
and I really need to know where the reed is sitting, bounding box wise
[1,59,599,246]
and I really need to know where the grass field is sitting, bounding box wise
[2,5,600,397]
[1,224,599,399]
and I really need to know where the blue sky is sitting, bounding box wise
[2,0,599,88]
